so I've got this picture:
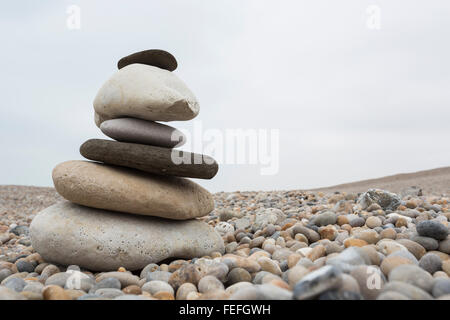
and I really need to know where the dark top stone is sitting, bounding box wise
[80,139,218,180]
[117,49,178,71]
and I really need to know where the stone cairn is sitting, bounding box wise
[30,49,225,271]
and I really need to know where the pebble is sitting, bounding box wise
[380,256,413,276]
[326,247,370,272]
[439,239,450,254]
[411,235,439,251]
[198,275,224,293]
[0,286,26,300]
[90,277,121,292]
[95,288,124,299]
[227,268,251,285]
[4,278,26,292]
[388,264,434,292]
[366,216,382,229]
[419,253,442,274]
[381,281,433,300]
[293,265,342,300]
[416,220,449,240]
[169,264,201,290]
[432,278,450,298]
[146,271,172,283]
[350,266,384,299]
[42,285,70,300]
[176,282,198,300]
[142,280,174,295]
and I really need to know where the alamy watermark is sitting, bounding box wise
[66,5,81,30]
[171,121,280,176]
[366,5,381,30]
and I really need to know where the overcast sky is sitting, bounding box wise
[1,0,449,193]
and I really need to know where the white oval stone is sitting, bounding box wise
[30,201,224,271]
[94,64,199,126]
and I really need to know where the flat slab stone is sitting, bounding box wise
[100,118,186,148]
[117,49,177,71]
[80,139,218,179]
[30,201,224,271]
[52,160,214,219]
[94,64,198,126]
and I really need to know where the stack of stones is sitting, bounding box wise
[30,49,225,271]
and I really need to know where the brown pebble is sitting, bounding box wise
[123,285,142,295]
[42,285,70,300]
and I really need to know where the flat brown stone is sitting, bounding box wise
[80,139,218,179]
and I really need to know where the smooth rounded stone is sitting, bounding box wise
[432,278,450,297]
[63,271,94,292]
[225,282,253,295]
[349,217,366,228]
[52,161,214,219]
[271,248,293,263]
[21,291,44,300]
[228,285,261,300]
[380,228,397,240]
[419,253,442,274]
[319,290,363,300]
[122,285,142,295]
[380,256,413,276]
[310,211,337,227]
[94,64,198,125]
[361,245,382,266]
[357,189,401,211]
[146,271,172,283]
[344,238,368,248]
[0,269,12,283]
[194,259,229,282]
[4,278,26,292]
[15,260,34,273]
[42,285,71,300]
[253,271,274,285]
[439,239,450,254]
[326,247,370,273]
[339,273,361,294]
[377,291,410,300]
[169,264,202,291]
[176,283,198,300]
[293,225,320,243]
[257,283,293,300]
[0,286,26,300]
[293,266,342,300]
[250,236,265,249]
[257,257,282,276]
[140,263,159,279]
[31,201,224,271]
[227,268,251,285]
[366,216,382,229]
[411,235,439,251]
[388,264,434,292]
[427,250,449,262]
[354,229,380,244]
[82,140,218,181]
[44,272,71,287]
[90,277,121,293]
[235,218,251,231]
[113,294,150,300]
[142,280,174,295]
[388,249,419,264]
[350,266,384,300]
[221,255,261,273]
[1,273,27,285]
[443,260,450,275]
[416,220,448,240]
[96,272,140,288]
[381,281,433,300]
[95,288,124,299]
[434,271,449,278]
[252,208,286,232]
[198,275,224,293]
[23,282,44,294]
[117,49,178,71]
[100,118,186,148]
[396,239,426,260]
[214,222,234,236]
[287,265,309,288]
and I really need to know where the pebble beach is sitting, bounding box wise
[1,183,449,300]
